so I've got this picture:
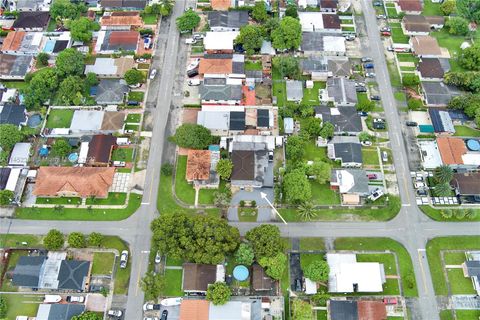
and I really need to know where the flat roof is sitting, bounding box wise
[418,140,443,169]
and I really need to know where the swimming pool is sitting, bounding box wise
[43,40,55,53]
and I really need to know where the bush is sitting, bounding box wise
[234,243,255,266]
[239,200,246,207]
[402,74,420,87]
[0,295,6,319]
[161,163,173,176]
[170,124,213,149]
[43,229,64,250]
[303,260,329,282]
[206,282,231,305]
[68,232,86,248]
[88,232,104,247]
[407,98,423,110]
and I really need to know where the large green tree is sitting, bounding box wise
[301,117,322,138]
[43,229,64,251]
[234,243,255,266]
[272,56,300,78]
[262,18,280,41]
[0,124,24,151]
[441,0,456,15]
[319,122,334,139]
[206,282,231,305]
[306,161,331,184]
[292,299,313,320]
[283,169,312,204]
[459,44,480,71]
[245,224,285,259]
[151,213,240,264]
[141,271,166,301]
[56,48,85,78]
[434,183,452,197]
[51,0,86,21]
[0,190,14,205]
[71,312,102,320]
[271,16,302,50]
[252,1,268,22]
[286,135,306,163]
[216,159,233,180]
[58,76,84,105]
[303,260,329,282]
[124,69,145,85]
[258,252,287,280]
[176,9,200,33]
[285,5,299,19]
[67,17,100,42]
[445,16,470,36]
[88,232,104,247]
[52,138,72,157]
[24,68,59,109]
[457,0,480,23]
[444,71,480,92]
[236,25,264,55]
[67,232,86,248]
[170,124,213,149]
[402,74,420,87]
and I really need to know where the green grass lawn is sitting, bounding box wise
[102,236,131,294]
[128,91,145,102]
[300,253,325,270]
[245,60,262,71]
[272,66,286,107]
[126,113,141,123]
[166,256,184,267]
[47,19,57,31]
[431,28,466,58]
[357,253,397,275]
[299,238,325,251]
[36,197,82,205]
[357,92,370,105]
[111,148,134,162]
[311,181,340,205]
[453,125,480,137]
[440,310,454,320]
[335,237,418,297]
[45,109,75,128]
[400,66,417,72]
[238,207,258,222]
[164,269,183,296]
[137,63,150,70]
[124,124,140,131]
[456,310,480,320]
[142,13,158,24]
[317,310,327,320]
[2,293,43,319]
[422,0,443,15]
[2,81,29,90]
[86,192,127,205]
[391,28,409,44]
[396,53,419,63]
[2,234,42,248]
[387,61,402,87]
[386,7,399,18]
[303,143,330,162]
[426,236,480,295]
[394,91,407,102]
[444,252,466,265]
[16,194,141,221]
[302,81,325,106]
[92,252,115,275]
[447,268,476,294]
[362,148,379,166]
[419,206,480,222]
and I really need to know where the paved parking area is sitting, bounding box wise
[452,295,480,310]
[109,173,131,193]
[227,188,274,222]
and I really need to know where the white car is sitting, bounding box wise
[361,140,372,146]
[120,250,128,269]
[155,251,161,264]
[188,79,201,86]
[66,296,85,303]
[187,58,201,71]
[136,58,147,63]
[108,310,123,318]
[368,188,384,201]
[149,69,157,80]
[143,318,159,320]
[185,38,196,44]
[160,297,183,306]
[365,72,376,78]
[382,151,388,162]
[414,182,426,189]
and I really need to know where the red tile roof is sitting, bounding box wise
[358,301,387,320]
[398,0,422,12]
[437,137,467,165]
[186,150,211,181]
[1,31,25,51]
[109,31,139,46]
[179,300,209,320]
[100,11,143,27]
[210,0,231,10]
[198,58,233,74]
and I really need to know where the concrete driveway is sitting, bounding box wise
[227,188,274,222]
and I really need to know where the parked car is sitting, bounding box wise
[376,14,386,19]
[415,175,424,181]
[361,57,373,62]
[188,79,201,86]
[368,188,384,201]
[365,72,376,78]
[149,69,157,80]
[387,46,395,52]
[367,173,378,180]
[160,298,183,306]
[187,68,199,78]
[363,63,374,69]
[144,37,151,49]
[414,182,426,189]
[127,100,139,106]
[107,310,123,318]
[383,297,398,305]
[370,95,381,101]
[381,31,391,36]
[417,189,428,196]
[113,161,126,167]
[361,140,372,146]
[345,34,356,41]
[373,1,382,6]
[136,58,147,63]
[382,151,388,162]
[268,151,274,162]
[120,250,128,269]
[187,58,201,71]
[143,303,161,311]
[358,111,368,117]
[143,318,159,320]
[380,26,391,32]
[406,121,418,126]
[155,251,161,264]
[185,38,196,44]
[160,310,168,320]
[192,34,204,40]
[356,86,367,92]
[44,295,62,303]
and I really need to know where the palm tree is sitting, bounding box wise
[440,209,453,219]
[434,165,453,184]
[298,201,317,221]
[159,0,173,16]
[434,183,452,197]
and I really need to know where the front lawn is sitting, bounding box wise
[419,206,480,222]
[396,53,419,63]
[422,0,443,16]
[142,13,158,24]
[391,28,409,44]
[356,253,397,275]
[453,125,480,137]
[45,109,75,128]
[2,234,42,248]
[444,252,467,265]
[164,269,183,296]
[128,91,145,102]
[456,310,480,320]
[300,253,325,270]
[92,252,115,275]
[272,66,286,107]
[299,238,325,251]
[86,192,128,206]
[111,148,134,162]
[362,148,379,166]
[101,236,131,294]
[36,197,82,205]
[3,294,43,319]
[447,268,476,294]
[126,113,141,123]
[311,181,340,205]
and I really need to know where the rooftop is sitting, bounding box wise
[95,79,129,105]
[418,58,444,79]
[286,80,304,101]
[315,106,362,133]
[182,263,218,292]
[36,303,85,320]
[0,54,33,78]
[100,30,139,52]
[87,134,116,164]
[199,83,243,101]
[411,36,442,57]
[251,264,275,292]
[332,142,363,165]
[327,77,357,105]
[330,300,357,320]
[84,57,135,77]
[9,142,31,166]
[451,172,480,195]
[13,12,50,30]
[207,11,249,29]
[179,299,209,320]
[421,81,460,106]
[403,15,430,33]
[100,0,147,9]
[186,150,211,181]
[398,0,422,12]
[210,0,232,10]
[100,11,143,26]
[199,57,233,75]
[418,140,443,169]
[204,31,239,50]
[0,103,26,126]
[331,169,369,194]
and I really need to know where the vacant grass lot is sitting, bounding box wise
[453,125,480,137]
[164,269,183,296]
[92,252,115,275]
[45,109,75,128]
[2,234,42,248]
[391,28,409,44]
[303,143,331,162]
[3,294,43,319]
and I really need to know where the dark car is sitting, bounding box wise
[127,101,139,106]
[161,310,168,320]
[358,111,368,117]
[406,121,418,127]
[364,63,374,69]
[295,279,302,292]
[356,86,367,92]
[417,189,428,196]
[187,68,199,78]
[370,95,381,101]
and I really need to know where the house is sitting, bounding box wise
[208,11,249,32]
[402,15,431,36]
[0,54,33,80]
[320,0,338,12]
[451,172,480,201]
[0,88,18,105]
[251,264,276,293]
[417,58,444,81]
[260,40,276,55]
[327,253,386,293]
[298,12,341,33]
[33,167,115,198]
[0,103,27,127]
[12,12,50,31]
[197,110,231,135]
[36,304,85,320]
[12,252,90,291]
[328,57,351,77]
[284,117,294,134]
[186,149,211,182]
[300,56,330,80]
[315,106,362,135]
[298,0,320,9]
[230,141,272,189]
[41,32,72,56]
[100,0,147,9]
[329,300,387,320]
[199,54,245,78]
[209,300,262,320]
[84,57,135,78]
[330,169,369,204]
[199,80,243,105]
[410,36,443,58]
[204,31,239,53]
[15,0,48,11]
[67,110,125,135]
[425,16,445,29]
[300,35,347,56]
[428,109,454,133]
[182,263,225,293]
[462,252,480,295]
[418,140,443,169]
[1,31,43,55]
[286,80,304,102]
[95,79,129,105]
[210,0,233,10]
[100,11,143,30]
[9,142,31,166]
[397,0,422,14]
[87,134,117,166]
[179,299,210,320]
[0,167,29,204]
[421,81,460,106]
[325,77,357,106]
[95,30,140,54]
[327,136,362,167]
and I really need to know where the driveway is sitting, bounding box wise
[227,188,274,222]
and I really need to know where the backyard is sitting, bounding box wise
[164,269,183,296]
[92,252,115,275]
[2,294,43,319]
[453,125,480,137]
[391,27,409,44]
[111,148,134,162]
[45,109,75,129]
[302,81,325,106]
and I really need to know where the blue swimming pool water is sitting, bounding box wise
[43,40,55,53]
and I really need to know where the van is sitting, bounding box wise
[144,37,151,49]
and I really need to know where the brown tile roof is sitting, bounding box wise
[403,15,430,33]
[199,58,233,74]
[114,57,136,76]
[100,11,143,27]
[210,0,231,10]
[437,137,467,165]
[358,301,387,320]
[418,58,444,79]
[320,0,338,9]
[179,300,209,320]
[231,150,254,181]
[398,0,422,12]
[186,150,211,181]
[451,172,480,195]
[411,36,442,56]
[101,112,125,131]
[182,263,217,292]
[425,16,445,25]
[87,134,116,164]
[1,31,25,51]
[33,167,115,198]
[109,31,139,46]
[251,264,274,291]
[322,14,341,29]
[13,12,50,29]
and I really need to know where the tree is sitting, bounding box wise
[272,56,300,78]
[441,0,456,15]
[298,201,317,221]
[407,98,423,110]
[434,165,453,184]
[58,76,84,105]
[448,94,480,119]
[303,260,329,282]
[0,124,24,151]
[454,209,466,220]
[56,48,85,78]
[319,122,334,139]
[68,232,86,248]
[43,229,64,250]
[155,0,174,16]
[50,0,86,21]
[356,99,375,112]
[37,52,49,66]
[88,232,104,247]
[291,299,313,320]
[213,187,232,208]
[0,295,6,319]
[176,9,200,33]
[311,289,330,306]
[234,243,255,266]
[258,252,287,280]
[170,124,213,149]
[236,25,264,55]
[285,5,299,19]
[434,183,452,197]
[68,17,100,42]
[71,312,102,320]
[271,16,302,51]
[252,1,268,22]
[283,169,311,204]
[141,271,166,300]
[459,44,480,71]
[151,213,240,264]
[402,74,420,87]
[286,135,306,162]
[161,163,174,176]
[206,282,231,305]
[85,72,99,88]
[302,117,322,138]
[216,159,233,180]
[262,18,279,41]
[124,68,145,85]
[24,68,59,109]
[52,138,72,157]
[245,224,285,258]
[445,17,470,36]
[440,209,453,219]
[457,0,480,23]
[358,132,371,142]
[306,161,331,184]
[0,190,14,205]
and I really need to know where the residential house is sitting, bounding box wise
[421,81,460,106]
[451,172,480,203]
[426,16,445,29]
[100,0,148,9]
[12,12,50,31]
[315,106,362,135]
[87,134,117,166]
[286,80,304,102]
[197,110,231,136]
[402,15,431,36]
[327,253,386,293]
[100,11,144,30]
[9,142,31,166]
[327,136,362,167]
[210,0,233,10]
[1,32,42,55]
[84,57,136,78]
[300,56,331,80]
[209,300,262,320]
[0,88,18,105]
[324,77,357,106]
[182,263,225,293]
[462,252,480,295]
[328,57,351,77]
[41,32,72,56]
[36,304,85,320]
[0,54,33,79]
[397,0,422,14]
[179,299,210,320]
[251,264,276,293]
[284,117,294,134]
[207,11,249,32]
[298,12,341,33]
[0,103,27,127]
[66,110,125,135]
[329,300,387,320]
[230,141,272,190]
[330,169,369,205]
[199,54,245,78]
[428,109,454,133]
[15,0,48,11]
[417,58,444,81]
[94,79,129,105]
[410,36,443,58]
[0,167,29,204]
[437,137,480,169]
[33,167,115,198]
[320,0,338,12]
[418,140,443,169]
[204,31,239,53]
[302,33,346,56]
[95,30,140,54]
[299,0,319,9]
[186,149,211,182]
[199,79,243,105]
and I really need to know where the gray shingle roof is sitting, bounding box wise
[327,78,357,105]
[36,303,85,320]
[57,260,90,290]
[0,54,33,78]
[0,103,26,126]
[12,256,47,287]
[333,142,362,164]
[95,79,128,105]
[301,57,328,73]
[207,11,249,29]
[315,106,362,133]
[199,84,243,101]
[421,81,460,106]
[286,80,303,101]
[330,300,357,320]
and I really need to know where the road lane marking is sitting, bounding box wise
[417,249,428,292]
[141,202,150,205]
[402,204,411,207]
[403,177,411,205]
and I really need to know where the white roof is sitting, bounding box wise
[84,58,116,75]
[9,142,31,166]
[323,36,346,53]
[1,88,17,103]
[418,140,443,169]
[462,153,480,166]
[284,117,294,134]
[299,12,324,32]
[334,170,354,193]
[70,110,104,132]
[78,142,89,164]
[231,135,276,150]
[260,40,275,55]
[204,31,239,50]
[197,111,230,131]
[209,301,250,320]
[5,167,21,191]
[305,278,318,294]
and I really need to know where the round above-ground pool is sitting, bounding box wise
[233,265,249,281]
[27,114,42,128]
[68,153,79,163]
